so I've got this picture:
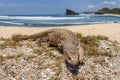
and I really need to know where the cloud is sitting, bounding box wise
[102,0,120,8]
[85,5,95,9]
[103,1,117,5]
[87,5,95,9]
[82,4,97,11]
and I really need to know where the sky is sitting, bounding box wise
[0,0,120,15]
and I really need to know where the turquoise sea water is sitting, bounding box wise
[0,14,120,27]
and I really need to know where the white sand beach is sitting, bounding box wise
[0,23,120,42]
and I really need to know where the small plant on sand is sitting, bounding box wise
[81,35,99,47]
[109,40,120,52]
[0,38,11,50]
[11,34,26,41]
[0,34,27,49]
[97,35,109,40]
[0,38,22,50]
[80,35,113,56]
[80,35,100,56]
[77,33,83,39]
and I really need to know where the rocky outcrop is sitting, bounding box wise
[111,8,120,14]
[66,9,79,15]
[95,8,120,15]
[80,8,120,15]
[95,8,111,14]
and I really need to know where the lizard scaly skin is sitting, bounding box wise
[21,28,84,66]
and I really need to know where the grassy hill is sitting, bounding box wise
[96,8,120,15]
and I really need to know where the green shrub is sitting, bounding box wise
[97,35,109,40]
[0,38,22,50]
[11,34,26,41]
[81,35,99,47]
[77,33,83,39]
[80,35,112,56]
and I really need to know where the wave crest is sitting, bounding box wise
[0,16,85,20]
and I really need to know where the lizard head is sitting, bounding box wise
[63,42,83,66]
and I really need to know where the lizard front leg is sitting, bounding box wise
[57,41,64,53]
[38,37,50,47]
[78,44,84,63]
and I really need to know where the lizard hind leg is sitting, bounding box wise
[40,37,49,43]
[38,37,50,47]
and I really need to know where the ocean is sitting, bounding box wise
[0,14,120,27]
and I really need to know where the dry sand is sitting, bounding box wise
[0,23,120,42]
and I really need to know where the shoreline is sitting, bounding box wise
[0,23,120,43]
[103,13,120,17]
[0,22,119,28]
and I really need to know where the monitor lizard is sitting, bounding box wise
[20,28,84,66]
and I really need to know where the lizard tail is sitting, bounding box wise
[20,29,53,40]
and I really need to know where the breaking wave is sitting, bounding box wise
[0,15,85,20]
[0,14,120,27]
[0,21,23,25]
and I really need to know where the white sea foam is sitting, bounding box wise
[104,14,120,17]
[0,21,23,25]
[0,16,85,20]
[0,14,120,26]
[51,21,116,25]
